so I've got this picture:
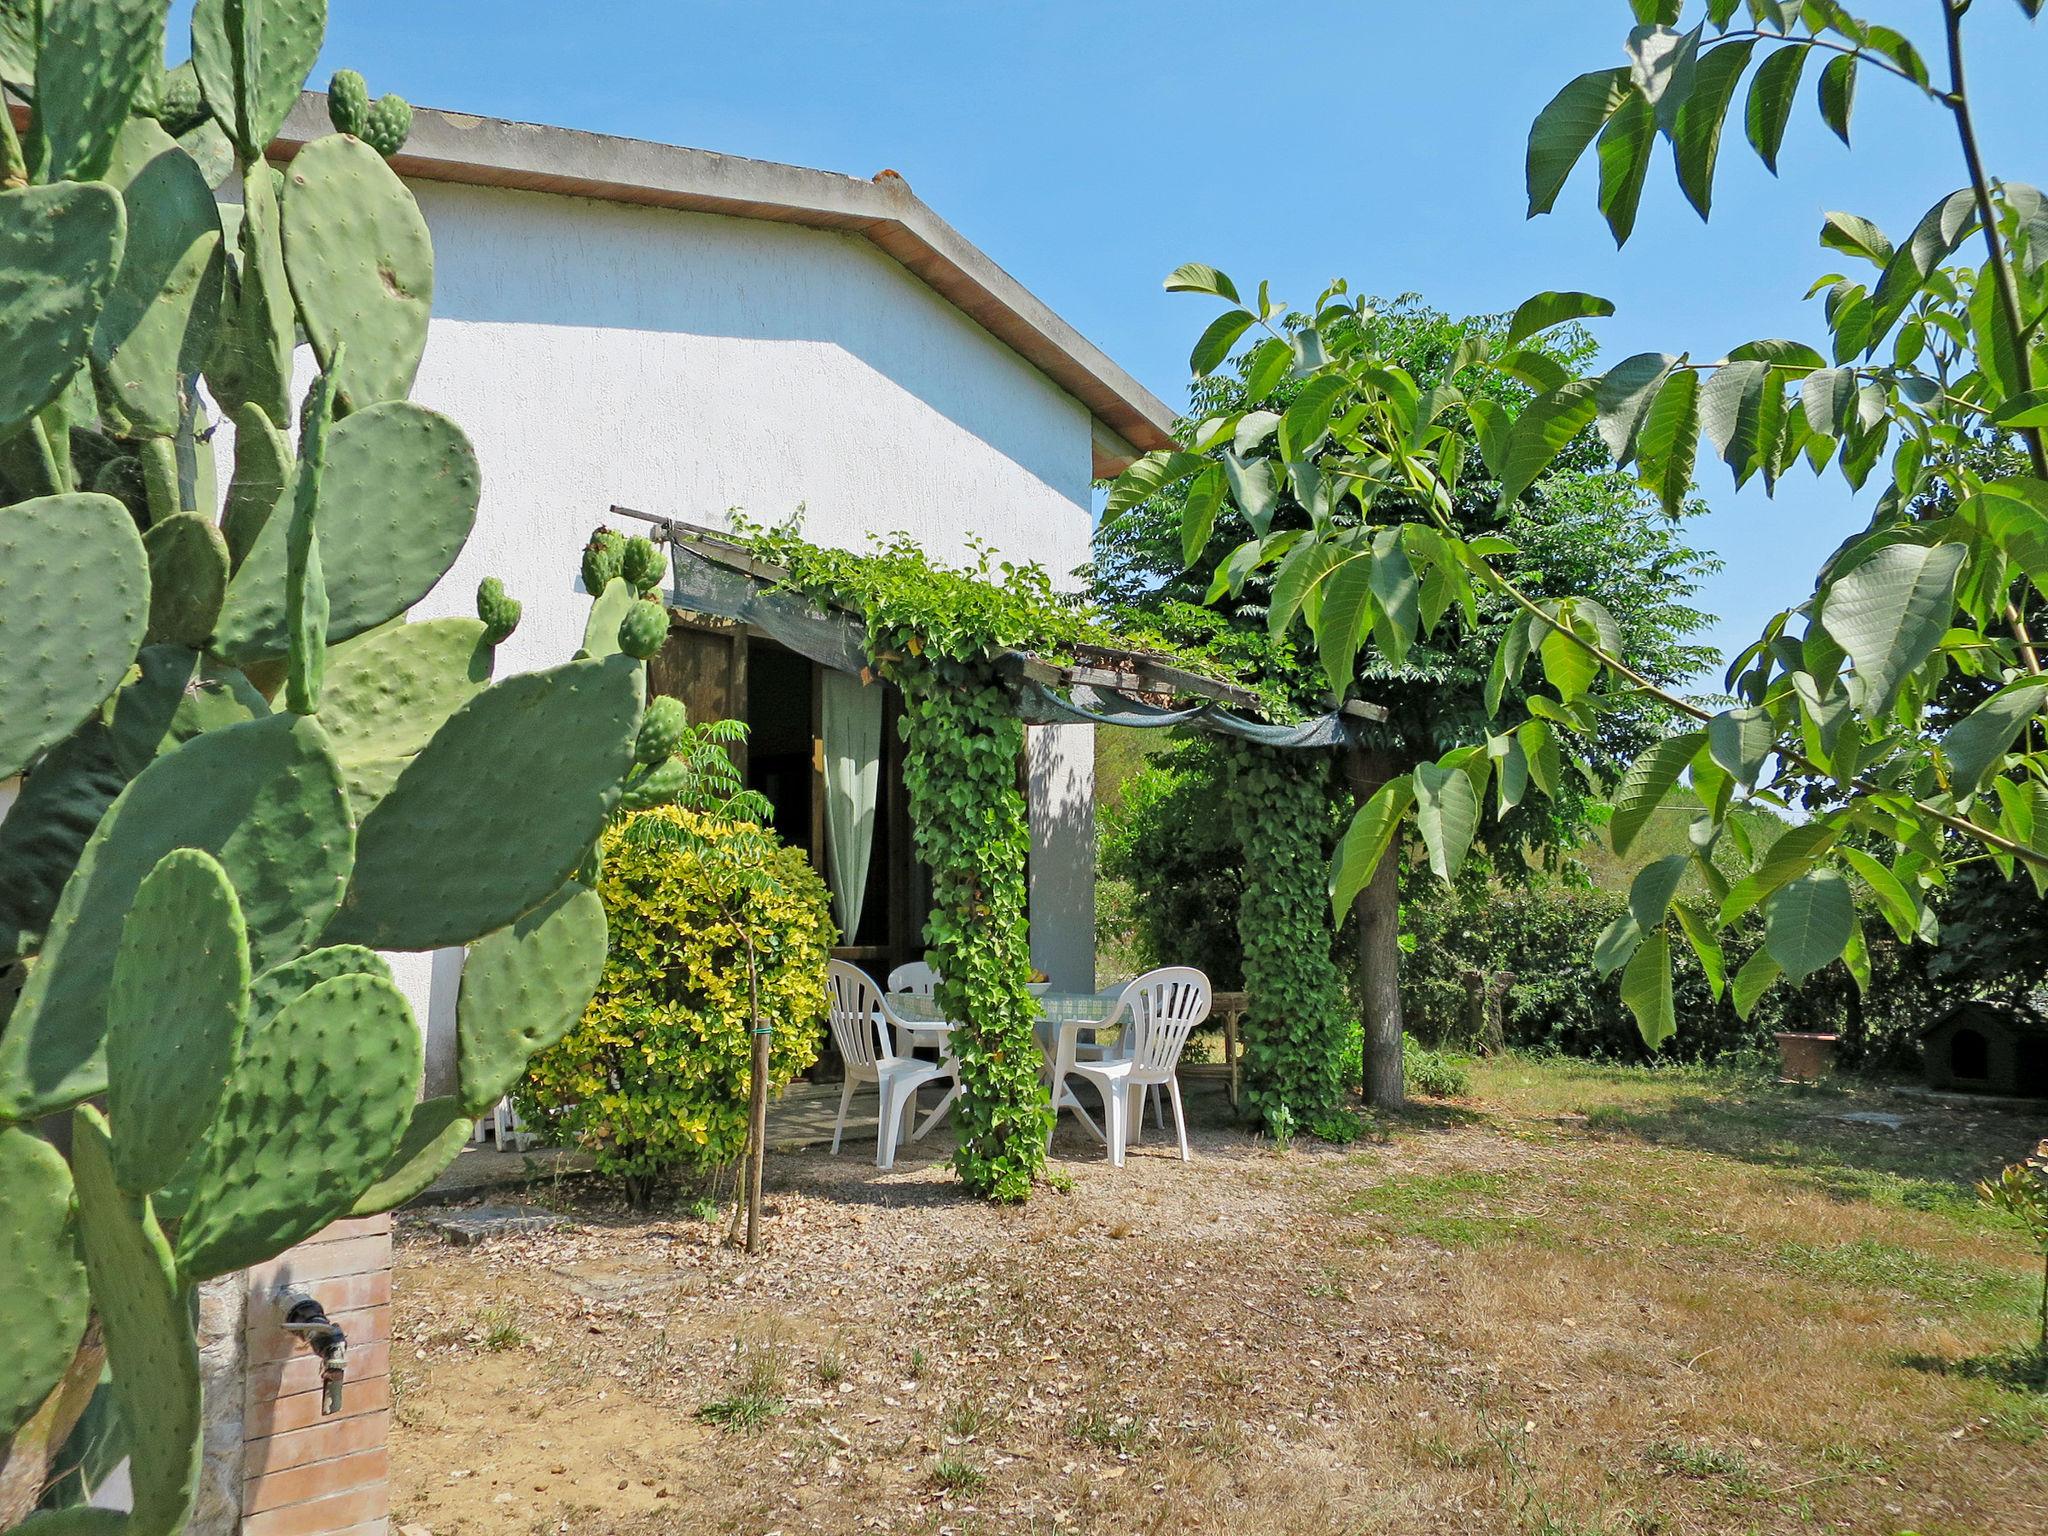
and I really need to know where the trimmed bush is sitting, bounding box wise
[517,808,833,1205]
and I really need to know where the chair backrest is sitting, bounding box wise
[888,960,941,997]
[826,960,890,1069]
[1120,966,1212,1075]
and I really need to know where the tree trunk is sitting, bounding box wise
[743,952,769,1256]
[1345,748,1406,1111]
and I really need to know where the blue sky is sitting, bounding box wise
[207,1,2040,682]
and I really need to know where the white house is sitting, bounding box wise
[262,98,1178,1089]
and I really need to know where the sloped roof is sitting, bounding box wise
[270,95,1177,476]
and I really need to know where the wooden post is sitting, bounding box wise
[1344,748,1406,1110]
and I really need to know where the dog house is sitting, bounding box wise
[1919,1000,2048,1098]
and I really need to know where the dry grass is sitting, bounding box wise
[387,1058,2046,1535]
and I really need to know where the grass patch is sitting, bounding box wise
[1342,1169,1549,1248]
[1776,1237,2028,1315]
[1644,1438,1759,1493]
[474,1302,522,1352]
[929,1453,986,1494]
[698,1336,785,1433]
[942,1397,1001,1440]
[1067,1406,1151,1457]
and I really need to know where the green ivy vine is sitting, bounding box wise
[1220,741,1352,1124]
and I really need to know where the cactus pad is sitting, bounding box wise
[68,1107,202,1536]
[106,850,251,1194]
[477,576,521,644]
[617,596,670,659]
[172,972,419,1281]
[0,182,126,441]
[190,0,328,159]
[0,492,150,780]
[0,714,353,1120]
[580,575,637,659]
[281,134,432,409]
[581,528,626,592]
[208,164,295,429]
[140,512,230,646]
[214,402,481,662]
[327,68,371,135]
[363,93,413,158]
[105,645,270,779]
[220,402,293,568]
[91,119,226,436]
[327,655,643,950]
[33,0,162,182]
[0,723,126,963]
[620,535,663,593]
[319,616,496,815]
[351,1095,473,1215]
[248,944,392,1026]
[637,695,688,764]
[0,1127,90,1441]
[456,880,607,1113]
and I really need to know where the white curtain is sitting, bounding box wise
[820,669,883,942]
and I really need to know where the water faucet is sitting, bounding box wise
[277,1290,348,1415]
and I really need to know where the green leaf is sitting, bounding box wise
[1819,211,1893,267]
[1267,537,1340,638]
[1634,367,1701,513]
[1838,847,1922,943]
[1189,309,1255,377]
[1743,43,1806,172]
[1731,948,1781,1019]
[1629,854,1690,929]
[1596,352,1679,466]
[1223,453,1279,533]
[1329,774,1414,921]
[1700,360,1771,485]
[1800,366,1856,436]
[1164,263,1239,302]
[1611,731,1706,857]
[1594,913,1644,977]
[1414,760,1479,882]
[1504,291,1617,349]
[1621,929,1676,1049]
[1763,869,1853,982]
[1818,541,1966,713]
[1718,820,1839,925]
[1526,67,1633,217]
[1706,705,1775,787]
[1243,338,1292,402]
[1626,23,1701,130]
[1596,87,1657,246]
[1817,53,1856,145]
[1517,717,1561,798]
[1672,900,1726,1001]
[1104,449,1202,523]
[1673,38,1757,217]
[1497,380,1600,507]
[1369,529,1420,670]
[1990,390,2048,429]
[1179,464,1224,571]
[1939,676,2048,795]
[1280,373,1350,460]
[1316,553,1376,696]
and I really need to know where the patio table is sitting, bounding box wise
[884,990,1127,1143]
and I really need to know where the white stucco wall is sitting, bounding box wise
[331,179,1101,1071]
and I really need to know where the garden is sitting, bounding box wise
[2,2,2048,1535]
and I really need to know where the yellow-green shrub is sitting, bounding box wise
[515,807,833,1203]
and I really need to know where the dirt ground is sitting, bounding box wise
[386,1061,2047,1536]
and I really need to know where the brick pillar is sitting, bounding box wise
[239,1216,394,1536]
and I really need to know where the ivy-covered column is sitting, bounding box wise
[894,666,1051,1200]
[1221,742,1352,1125]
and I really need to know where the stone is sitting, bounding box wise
[421,1203,565,1246]
[1832,1110,1907,1130]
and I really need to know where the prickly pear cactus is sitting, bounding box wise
[582,527,627,592]
[637,695,688,764]
[0,5,672,1525]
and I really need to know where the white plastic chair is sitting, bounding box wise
[827,961,948,1170]
[1066,967,1210,1166]
[888,960,941,996]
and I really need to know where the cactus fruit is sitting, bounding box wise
[582,527,626,592]
[32,0,164,183]
[619,755,690,812]
[618,597,669,659]
[155,60,207,134]
[91,118,226,436]
[189,0,328,160]
[637,694,688,764]
[171,972,420,1281]
[68,1108,202,1536]
[620,533,663,593]
[215,401,481,662]
[326,655,643,951]
[454,881,608,1114]
[0,182,127,442]
[280,134,432,410]
[327,67,371,135]
[106,850,249,1195]
[0,493,150,781]
[0,1128,89,1441]
[363,93,413,158]
[477,576,522,643]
